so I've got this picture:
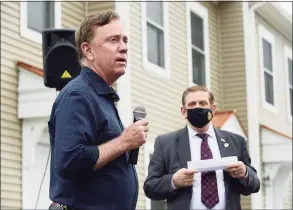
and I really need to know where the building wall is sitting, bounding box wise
[219,2,248,130]
[0,1,85,208]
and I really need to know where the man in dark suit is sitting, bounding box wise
[144,85,260,210]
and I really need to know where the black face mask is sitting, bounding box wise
[187,107,213,128]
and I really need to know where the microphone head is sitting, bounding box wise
[133,106,147,119]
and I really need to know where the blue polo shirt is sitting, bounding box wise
[48,67,138,210]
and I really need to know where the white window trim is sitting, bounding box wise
[186,2,210,89]
[284,45,292,123]
[258,24,277,114]
[20,0,62,44]
[141,1,170,80]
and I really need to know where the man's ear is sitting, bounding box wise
[211,104,216,115]
[181,106,187,119]
[81,42,94,61]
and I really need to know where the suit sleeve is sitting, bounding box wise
[143,137,178,200]
[236,136,260,195]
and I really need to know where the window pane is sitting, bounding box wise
[27,1,54,33]
[262,39,272,71]
[190,12,204,51]
[146,2,163,27]
[288,58,292,85]
[289,88,293,115]
[147,23,165,68]
[264,72,274,105]
[151,200,167,210]
[192,49,205,85]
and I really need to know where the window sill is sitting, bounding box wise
[143,59,170,80]
[262,102,277,114]
[20,27,42,44]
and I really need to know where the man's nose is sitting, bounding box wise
[194,103,201,108]
[118,41,128,54]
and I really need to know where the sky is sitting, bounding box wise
[278,2,292,16]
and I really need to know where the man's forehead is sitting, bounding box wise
[186,91,209,102]
[95,19,126,37]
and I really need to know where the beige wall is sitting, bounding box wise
[0,2,85,208]
[219,2,248,130]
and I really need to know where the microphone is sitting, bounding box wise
[128,106,147,165]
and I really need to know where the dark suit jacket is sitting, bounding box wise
[143,126,260,210]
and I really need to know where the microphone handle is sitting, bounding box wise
[128,148,139,165]
[128,115,144,165]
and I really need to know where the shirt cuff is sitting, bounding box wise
[171,176,178,190]
[244,168,248,178]
[84,145,99,169]
[240,166,249,186]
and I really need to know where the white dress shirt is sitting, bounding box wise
[188,123,226,210]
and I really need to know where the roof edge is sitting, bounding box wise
[17,61,43,77]
[260,124,292,140]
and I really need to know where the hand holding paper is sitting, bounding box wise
[172,168,197,188]
[224,161,247,179]
[187,156,238,173]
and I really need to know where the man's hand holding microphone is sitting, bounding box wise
[119,119,149,151]
[93,107,149,170]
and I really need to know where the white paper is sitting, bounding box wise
[187,156,238,172]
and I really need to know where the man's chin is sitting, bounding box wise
[116,68,126,76]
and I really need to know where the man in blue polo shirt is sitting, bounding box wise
[48,11,149,210]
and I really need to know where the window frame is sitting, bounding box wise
[284,45,292,123]
[258,24,277,113]
[186,1,210,89]
[141,1,170,79]
[20,0,62,44]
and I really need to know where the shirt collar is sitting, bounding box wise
[80,66,120,102]
[187,122,216,139]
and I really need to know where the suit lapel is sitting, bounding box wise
[214,128,237,158]
[176,127,191,168]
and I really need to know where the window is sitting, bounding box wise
[285,46,292,120]
[262,39,274,105]
[186,2,210,88]
[258,24,276,112]
[20,0,61,43]
[141,1,169,78]
[144,143,167,210]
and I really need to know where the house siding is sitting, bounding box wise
[0,1,85,208]
[62,2,85,29]
[219,2,248,130]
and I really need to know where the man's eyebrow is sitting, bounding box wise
[105,34,128,40]
[187,100,207,105]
